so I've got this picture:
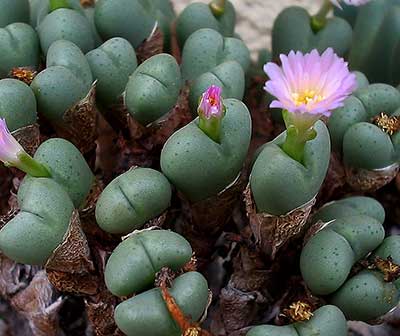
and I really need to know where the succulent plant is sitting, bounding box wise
[0,177,74,265]
[95,168,171,234]
[29,0,86,27]
[348,0,400,84]
[328,82,400,171]
[330,269,399,321]
[105,230,193,296]
[94,0,156,48]
[0,79,37,131]
[104,229,208,336]
[250,121,330,215]
[31,39,93,122]
[301,214,384,295]
[161,97,251,202]
[115,271,209,336]
[247,305,347,336]
[0,23,40,78]
[181,28,250,82]
[37,2,94,54]
[125,53,181,126]
[0,0,30,28]
[0,134,93,266]
[28,138,94,207]
[176,0,236,47]
[272,6,352,59]
[311,196,386,224]
[86,37,137,106]
[180,28,250,114]
[301,197,400,321]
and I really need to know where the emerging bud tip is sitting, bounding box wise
[197,85,226,143]
[198,85,225,120]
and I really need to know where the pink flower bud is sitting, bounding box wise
[198,85,225,119]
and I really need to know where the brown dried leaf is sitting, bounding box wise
[244,184,316,258]
[54,83,97,154]
[112,86,192,173]
[12,124,41,156]
[136,26,164,64]
[303,220,332,246]
[220,284,265,334]
[45,210,98,295]
[0,253,40,299]
[85,288,123,336]
[0,206,19,231]
[81,177,104,216]
[219,245,274,334]
[11,271,63,336]
[177,173,245,266]
[143,211,168,229]
[345,163,399,192]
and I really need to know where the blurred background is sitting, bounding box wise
[174,0,319,55]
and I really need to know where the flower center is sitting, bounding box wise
[208,96,218,106]
[292,90,324,106]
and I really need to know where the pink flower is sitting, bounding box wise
[0,118,24,164]
[330,0,371,9]
[198,85,225,119]
[264,48,356,117]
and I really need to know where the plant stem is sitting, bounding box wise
[49,0,70,11]
[210,0,226,17]
[14,152,51,178]
[311,0,333,32]
[199,117,222,143]
[281,110,317,164]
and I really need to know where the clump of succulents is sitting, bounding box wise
[328,80,400,190]
[105,230,210,336]
[301,197,400,322]
[0,121,93,265]
[1,0,400,335]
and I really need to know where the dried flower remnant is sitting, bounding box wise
[159,280,213,336]
[209,0,226,17]
[10,68,37,85]
[80,0,95,7]
[373,257,400,283]
[264,48,356,162]
[372,113,400,136]
[197,85,226,143]
[0,119,50,177]
[281,301,314,323]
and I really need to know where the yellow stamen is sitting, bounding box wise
[184,327,201,336]
[372,112,400,136]
[282,301,314,322]
[292,90,324,106]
